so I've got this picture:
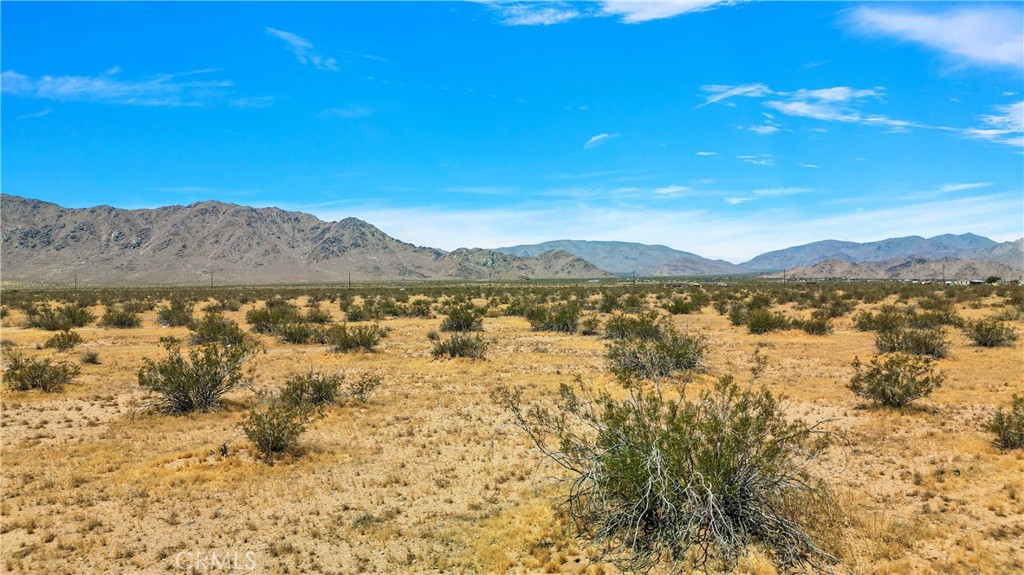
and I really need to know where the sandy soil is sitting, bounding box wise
[1,289,1021,574]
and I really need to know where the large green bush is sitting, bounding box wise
[848,354,944,408]
[137,343,252,413]
[875,327,949,358]
[962,318,1019,348]
[3,352,80,392]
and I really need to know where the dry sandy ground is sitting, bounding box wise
[1,292,1022,574]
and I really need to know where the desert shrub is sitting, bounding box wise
[962,318,1019,348]
[245,298,302,333]
[848,354,944,408]
[985,395,1024,450]
[190,312,251,348]
[493,374,838,573]
[607,325,707,383]
[80,350,100,365]
[603,312,664,341]
[580,316,601,336]
[276,322,325,345]
[663,297,700,315]
[327,323,385,353]
[0,306,7,319]
[280,371,343,408]
[346,372,383,402]
[852,305,908,332]
[137,343,252,413]
[440,304,483,332]
[44,329,83,351]
[814,298,855,319]
[405,298,434,318]
[745,308,791,334]
[908,309,962,329]
[527,302,581,333]
[156,298,195,327]
[206,298,242,313]
[598,292,620,313]
[241,399,314,464]
[3,352,80,392]
[303,306,333,325]
[25,303,94,331]
[794,317,832,336]
[100,307,142,329]
[875,327,949,358]
[432,332,489,359]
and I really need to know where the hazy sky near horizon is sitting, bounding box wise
[2,1,1022,262]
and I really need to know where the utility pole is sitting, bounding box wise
[348,272,352,289]
[73,273,78,293]
[210,272,214,289]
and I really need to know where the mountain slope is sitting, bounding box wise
[494,239,749,276]
[0,195,611,285]
[773,257,1022,281]
[742,234,1006,270]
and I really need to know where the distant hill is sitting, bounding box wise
[742,233,1016,270]
[494,239,749,276]
[0,195,612,286]
[773,257,1022,281]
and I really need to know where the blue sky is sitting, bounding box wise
[2,1,1022,262]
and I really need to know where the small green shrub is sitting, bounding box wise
[280,371,343,408]
[327,323,385,353]
[440,305,483,332]
[190,312,252,348]
[962,318,1019,348]
[137,344,252,413]
[44,330,83,351]
[156,299,195,327]
[794,317,832,336]
[3,352,80,392]
[346,372,383,402]
[580,316,601,336]
[527,302,581,333]
[100,307,142,329]
[606,324,707,382]
[985,395,1024,450]
[245,298,302,333]
[80,350,101,365]
[276,322,325,345]
[603,312,663,341]
[432,333,489,359]
[663,297,700,315]
[875,327,949,358]
[848,354,944,408]
[852,305,908,332]
[745,308,791,334]
[25,304,94,331]
[303,307,333,325]
[241,399,314,464]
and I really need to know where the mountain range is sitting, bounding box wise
[0,195,609,285]
[1,194,1020,285]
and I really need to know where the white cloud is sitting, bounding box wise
[752,187,810,197]
[849,5,1024,69]
[798,163,819,169]
[266,27,338,71]
[963,100,1024,147]
[498,3,581,25]
[939,182,992,193]
[18,108,51,120]
[695,151,717,156]
[601,1,743,23]
[584,133,619,149]
[724,197,753,205]
[653,185,689,196]
[698,83,771,107]
[748,123,780,136]
[0,69,244,107]
[318,105,376,119]
[737,154,775,166]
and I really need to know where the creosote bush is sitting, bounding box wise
[875,327,949,358]
[431,332,489,360]
[327,323,385,353]
[190,312,252,348]
[241,399,314,464]
[606,323,707,383]
[526,301,581,333]
[280,371,343,408]
[439,304,483,332]
[962,318,1019,348]
[137,343,252,413]
[744,308,791,335]
[3,352,80,392]
[985,395,1024,450]
[100,307,142,329]
[80,350,100,365]
[44,329,84,351]
[603,311,664,341]
[346,372,383,403]
[848,353,944,408]
[25,304,94,331]
[156,298,195,327]
[493,372,839,573]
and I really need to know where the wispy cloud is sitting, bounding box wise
[747,122,780,136]
[497,2,581,25]
[696,151,717,156]
[697,83,771,107]
[849,5,1024,69]
[584,132,619,149]
[318,105,376,119]
[963,100,1023,147]
[737,154,775,166]
[724,197,753,205]
[601,1,745,23]
[266,27,338,71]
[799,163,820,169]
[752,187,810,197]
[0,69,252,107]
[444,185,518,195]
[18,108,51,120]
[940,182,992,193]
[653,185,689,196]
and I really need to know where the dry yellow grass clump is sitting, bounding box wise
[1,284,1022,574]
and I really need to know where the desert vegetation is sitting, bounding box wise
[0,279,1021,574]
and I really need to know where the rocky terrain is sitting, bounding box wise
[775,257,1023,282]
[495,239,749,276]
[0,195,611,286]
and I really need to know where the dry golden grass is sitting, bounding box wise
[1,290,1021,574]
